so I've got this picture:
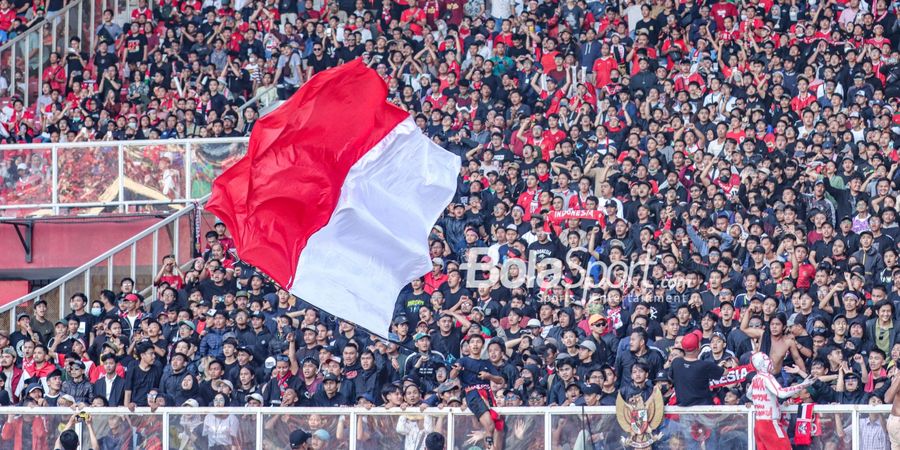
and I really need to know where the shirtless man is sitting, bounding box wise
[741,310,806,374]
[884,369,900,449]
[748,353,815,450]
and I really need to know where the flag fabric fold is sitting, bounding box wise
[206,59,460,335]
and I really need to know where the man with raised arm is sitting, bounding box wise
[450,334,505,450]
[748,353,815,450]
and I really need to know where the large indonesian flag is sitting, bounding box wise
[207,60,460,334]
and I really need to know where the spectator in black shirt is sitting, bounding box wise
[671,331,725,406]
[124,342,163,409]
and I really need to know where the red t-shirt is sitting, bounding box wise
[0,8,15,32]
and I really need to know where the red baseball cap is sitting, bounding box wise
[681,330,703,352]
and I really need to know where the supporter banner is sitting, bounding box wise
[709,364,755,389]
[547,209,606,225]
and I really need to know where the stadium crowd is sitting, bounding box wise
[0,0,900,447]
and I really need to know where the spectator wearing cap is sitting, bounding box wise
[424,257,448,295]
[312,372,349,407]
[262,353,300,407]
[289,429,312,450]
[9,312,39,355]
[199,265,237,302]
[199,309,230,360]
[574,339,602,380]
[61,359,91,403]
[404,332,446,393]
[117,292,146,339]
[243,310,274,362]
[431,313,464,360]
[333,318,372,353]
[671,330,724,406]
[699,331,737,366]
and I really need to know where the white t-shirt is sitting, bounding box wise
[490,0,515,18]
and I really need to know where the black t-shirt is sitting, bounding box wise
[308,54,333,75]
[124,33,147,63]
[670,357,724,406]
[65,51,88,80]
[94,51,119,75]
[198,279,236,301]
[124,362,163,406]
[430,328,463,360]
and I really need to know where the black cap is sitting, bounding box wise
[323,373,339,382]
[290,429,312,448]
[236,346,253,355]
[582,383,602,395]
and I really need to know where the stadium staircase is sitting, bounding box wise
[0,194,213,332]
[0,0,134,114]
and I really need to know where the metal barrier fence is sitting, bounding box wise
[0,405,881,450]
[0,0,131,107]
[0,137,248,218]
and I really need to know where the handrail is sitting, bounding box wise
[239,84,279,112]
[0,0,89,53]
[0,0,130,107]
[0,136,247,150]
[1,196,207,327]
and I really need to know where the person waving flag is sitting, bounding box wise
[207,59,460,336]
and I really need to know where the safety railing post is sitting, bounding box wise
[447,410,455,449]
[851,407,860,450]
[184,142,192,201]
[22,37,29,105]
[161,410,169,450]
[118,144,125,213]
[348,411,357,450]
[51,145,59,215]
[174,208,181,263]
[130,242,137,282]
[544,410,552,449]
[83,270,89,299]
[151,230,158,300]
[255,410,263,450]
[107,255,114,291]
[747,407,754,450]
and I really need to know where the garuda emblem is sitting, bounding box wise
[615,386,665,449]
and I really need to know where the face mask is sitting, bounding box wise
[91,307,102,317]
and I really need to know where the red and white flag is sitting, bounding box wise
[207,60,460,334]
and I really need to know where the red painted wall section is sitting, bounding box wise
[0,215,193,274]
[0,281,29,306]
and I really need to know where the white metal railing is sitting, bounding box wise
[239,83,279,112]
[0,196,208,330]
[0,0,130,107]
[0,137,248,218]
[0,404,882,450]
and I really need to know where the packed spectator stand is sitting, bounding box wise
[0,0,899,448]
